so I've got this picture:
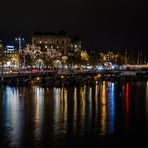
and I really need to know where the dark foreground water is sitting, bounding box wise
[1,81,148,147]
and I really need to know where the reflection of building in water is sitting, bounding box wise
[53,88,68,138]
[145,82,148,126]
[88,87,92,113]
[73,87,77,131]
[86,87,92,131]
[125,83,129,129]
[60,88,68,131]
[100,81,107,135]
[33,87,45,141]
[91,85,99,130]
[108,82,115,134]
[95,85,99,113]
[3,87,23,147]
[79,86,86,135]
[102,81,107,105]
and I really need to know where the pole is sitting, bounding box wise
[19,38,21,53]
[137,49,139,65]
[16,37,24,72]
[19,38,21,73]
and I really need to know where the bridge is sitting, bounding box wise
[0,68,148,87]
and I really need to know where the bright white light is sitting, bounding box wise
[112,65,115,69]
[81,65,86,68]
[87,66,91,69]
[98,67,103,70]
[7,61,11,66]
[74,65,78,68]
[74,44,77,48]
[15,37,24,41]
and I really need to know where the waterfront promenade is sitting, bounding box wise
[0,68,148,87]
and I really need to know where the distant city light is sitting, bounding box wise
[6,45,15,51]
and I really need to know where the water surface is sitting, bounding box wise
[0,81,148,147]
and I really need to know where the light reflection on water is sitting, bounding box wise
[53,88,68,139]
[3,87,24,147]
[1,81,148,147]
[145,81,148,129]
[125,83,129,129]
[108,82,115,134]
[100,81,107,135]
[33,87,45,143]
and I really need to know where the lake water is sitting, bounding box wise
[0,81,148,147]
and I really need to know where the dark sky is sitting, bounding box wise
[0,0,148,51]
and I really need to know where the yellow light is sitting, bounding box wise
[61,75,64,79]
[36,77,40,81]
[75,65,78,68]
[98,74,101,77]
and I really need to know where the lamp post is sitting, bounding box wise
[15,37,24,54]
[15,37,25,71]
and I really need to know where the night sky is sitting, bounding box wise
[0,0,148,51]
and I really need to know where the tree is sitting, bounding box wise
[24,44,42,70]
[23,44,62,70]
[44,48,62,69]
[0,46,10,81]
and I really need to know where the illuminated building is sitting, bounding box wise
[32,31,71,55]
[0,40,2,49]
[32,31,82,56]
[68,35,82,56]
[4,45,19,68]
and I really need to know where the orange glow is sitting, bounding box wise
[102,81,106,105]
[36,77,40,81]
[100,81,107,135]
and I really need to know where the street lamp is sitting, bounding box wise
[15,37,24,54]
[15,37,25,71]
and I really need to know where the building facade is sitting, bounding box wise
[32,32,71,55]
[0,40,2,49]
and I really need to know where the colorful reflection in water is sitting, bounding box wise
[33,87,45,142]
[145,81,148,126]
[125,83,129,129]
[53,88,68,139]
[3,87,24,147]
[100,81,107,135]
[73,87,77,132]
[108,82,115,134]
[1,81,148,147]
